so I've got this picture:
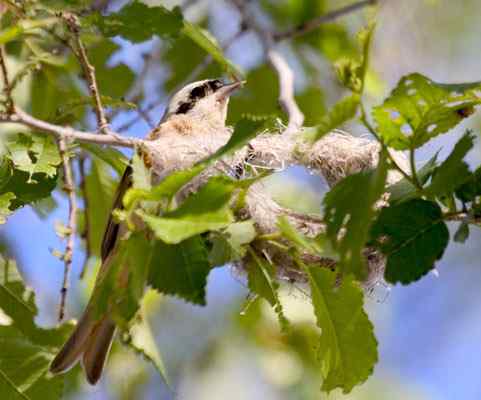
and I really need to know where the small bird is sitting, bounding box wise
[49,79,243,384]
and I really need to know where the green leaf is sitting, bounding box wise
[277,216,336,259]
[387,153,438,204]
[140,177,235,244]
[86,2,183,43]
[454,221,470,243]
[181,22,242,78]
[455,166,481,202]
[80,143,128,175]
[203,117,267,165]
[126,304,169,385]
[323,150,388,280]
[372,73,481,150]
[303,266,377,394]
[5,134,60,179]
[247,249,289,332]
[0,256,73,398]
[0,192,15,224]
[148,236,210,305]
[304,95,360,142]
[370,199,449,284]
[83,159,117,257]
[88,39,135,99]
[131,151,151,191]
[426,132,474,198]
[208,220,257,266]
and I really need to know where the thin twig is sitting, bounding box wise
[230,0,304,135]
[274,0,378,42]
[0,46,14,113]
[57,137,77,321]
[63,13,109,133]
[0,107,140,147]
[78,155,91,279]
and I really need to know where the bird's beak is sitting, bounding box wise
[216,81,245,101]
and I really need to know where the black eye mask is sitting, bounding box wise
[175,79,224,115]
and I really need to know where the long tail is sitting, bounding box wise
[49,308,116,385]
[50,166,132,384]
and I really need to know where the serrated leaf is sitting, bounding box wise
[373,73,481,150]
[426,131,474,198]
[302,266,377,394]
[247,249,289,332]
[148,236,210,305]
[370,199,449,284]
[304,94,359,142]
[323,150,388,279]
[5,134,61,179]
[140,177,235,244]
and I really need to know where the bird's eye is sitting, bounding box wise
[176,101,194,114]
[190,85,207,100]
[208,79,223,91]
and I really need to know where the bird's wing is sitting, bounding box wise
[100,165,133,262]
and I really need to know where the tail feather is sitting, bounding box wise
[82,317,116,385]
[49,308,95,374]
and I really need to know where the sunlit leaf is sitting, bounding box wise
[373,73,481,150]
[303,266,377,394]
[140,177,235,244]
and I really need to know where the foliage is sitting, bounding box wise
[1,0,481,398]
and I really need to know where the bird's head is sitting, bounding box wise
[163,79,243,127]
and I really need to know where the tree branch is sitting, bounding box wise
[273,0,379,42]
[0,107,141,147]
[56,137,77,321]
[230,0,304,135]
[63,13,110,133]
[0,45,14,113]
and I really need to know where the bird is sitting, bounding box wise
[49,79,243,385]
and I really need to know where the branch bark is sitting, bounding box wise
[56,137,77,321]
[230,0,304,135]
[63,12,110,133]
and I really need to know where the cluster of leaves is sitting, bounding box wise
[1,0,481,398]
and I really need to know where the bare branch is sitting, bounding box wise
[273,0,378,42]
[0,107,141,147]
[0,45,14,113]
[230,0,304,135]
[63,13,110,133]
[56,137,77,321]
